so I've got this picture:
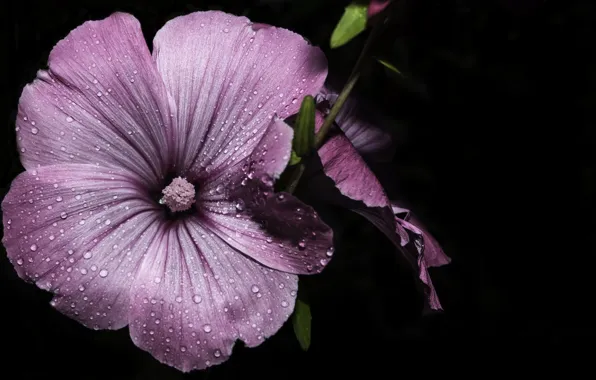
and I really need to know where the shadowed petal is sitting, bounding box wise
[128,218,298,372]
[152,10,327,178]
[2,164,160,329]
[199,118,334,274]
[319,89,395,161]
[16,13,173,186]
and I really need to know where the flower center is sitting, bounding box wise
[159,177,196,212]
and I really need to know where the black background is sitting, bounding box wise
[1,0,594,378]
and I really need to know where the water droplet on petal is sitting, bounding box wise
[31,127,38,135]
[203,324,212,333]
[193,295,202,304]
[66,116,74,123]
[99,269,108,278]
[214,349,221,357]
[83,251,92,259]
[30,244,37,251]
[281,301,289,308]
[251,285,259,293]
[298,240,306,250]
[326,247,334,257]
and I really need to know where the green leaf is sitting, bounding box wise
[292,95,316,157]
[377,59,403,75]
[289,150,302,166]
[292,299,312,351]
[330,3,368,49]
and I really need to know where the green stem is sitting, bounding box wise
[285,162,306,194]
[284,18,384,194]
[314,19,384,149]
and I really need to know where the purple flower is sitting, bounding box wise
[306,88,450,311]
[2,11,333,372]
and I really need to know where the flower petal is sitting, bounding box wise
[198,118,334,275]
[128,218,298,372]
[2,164,159,329]
[16,13,173,186]
[391,203,451,310]
[315,111,389,208]
[368,0,392,18]
[407,215,451,268]
[152,10,327,178]
[318,89,395,161]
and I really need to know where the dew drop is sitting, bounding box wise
[281,300,289,308]
[99,269,108,278]
[104,219,111,225]
[326,247,334,257]
[215,184,224,193]
[175,296,182,303]
[56,196,63,202]
[203,324,212,333]
[251,285,259,293]
[60,212,68,219]
[214,349,221,358]
[80,268,88,275]
[193,295,203,304]
[30,244,37,252]
[31,127,38,135]
[66,116,74,123]
[298,240,306,250]
[16,258,23,266]
[83,251,93,259]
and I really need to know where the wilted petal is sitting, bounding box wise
[396,211,451,268]
[392,203,451,310]
[152,10,327,178]
[128,218,298,372]
[200,119,334,275]
[2,164,159,329]
[16,13,173,186]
